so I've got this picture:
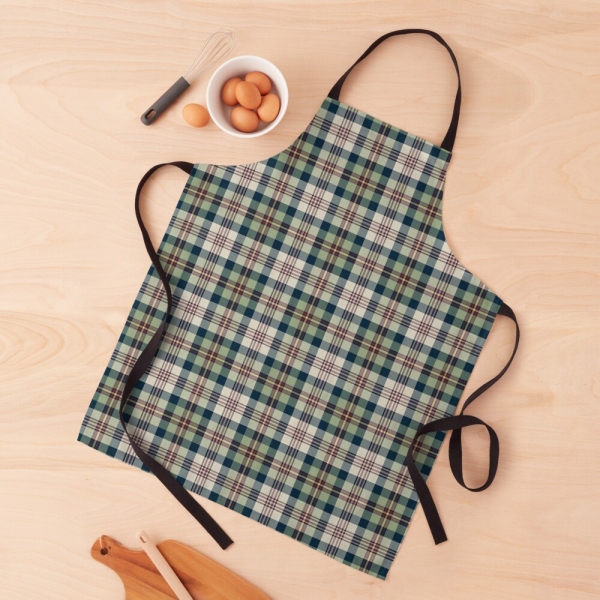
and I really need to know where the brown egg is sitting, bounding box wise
[235,81,261,110]
[182,104,210,128]
[230,106,259,133]
[221,77,242,106]
[257,93,280,123]
[245,71,271,95]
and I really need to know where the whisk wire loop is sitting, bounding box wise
[184,28,237,83]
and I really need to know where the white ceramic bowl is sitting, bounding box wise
[206,55,288,138]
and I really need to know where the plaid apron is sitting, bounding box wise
[79,29,519,579]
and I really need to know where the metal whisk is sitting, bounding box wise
[141,28,237,126]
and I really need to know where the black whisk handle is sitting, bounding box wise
[140,76,190,125]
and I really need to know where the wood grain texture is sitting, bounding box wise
[1,1,599,598]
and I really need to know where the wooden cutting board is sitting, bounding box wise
[91,535,271,600]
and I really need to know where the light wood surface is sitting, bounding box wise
[1,1,599,598]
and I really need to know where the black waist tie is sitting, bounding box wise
[406,303,520,544]
[119,162,233,550]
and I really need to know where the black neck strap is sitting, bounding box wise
[120,162,233,551]
[328,29,462,152]
[406,303,520,544]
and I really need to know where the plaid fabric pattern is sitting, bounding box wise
[79,97,502,579]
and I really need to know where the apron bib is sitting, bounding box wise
[79,29,519,580]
